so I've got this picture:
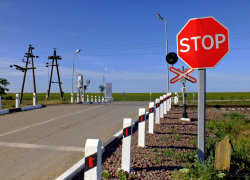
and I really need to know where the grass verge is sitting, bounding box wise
[172,112,250,180]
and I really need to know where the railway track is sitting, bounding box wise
[173,104,250,108]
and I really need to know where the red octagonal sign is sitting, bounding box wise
[177,16,229,69]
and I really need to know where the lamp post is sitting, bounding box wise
[102,68,108,100]
[103,68,108,86]
[155,13,169,93]
[71,49,81,103]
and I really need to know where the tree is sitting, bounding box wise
[0,78,10,96]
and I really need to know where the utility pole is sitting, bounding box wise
[10,44,38,104]
[46,48,64,100]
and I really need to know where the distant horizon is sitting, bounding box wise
[4,91,250,94]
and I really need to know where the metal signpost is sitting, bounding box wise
[177,16,230,161]
[122,92,125,101]
[82,79,90,102]
[99,85,105,99]
[169,66,197,121]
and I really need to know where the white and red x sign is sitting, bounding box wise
[169,67,197,84]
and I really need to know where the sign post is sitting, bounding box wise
[177,16,229,161]
[198,69,206,161]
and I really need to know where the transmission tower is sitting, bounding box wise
[46,48,64,100]
[10,44,39,103]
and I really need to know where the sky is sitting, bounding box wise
[0,0,250,94]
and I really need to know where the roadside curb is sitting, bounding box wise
[0,104,43,115]
[55,112,149,180]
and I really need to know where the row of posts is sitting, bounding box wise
[74,94,107,103]
[9,93,37,109]
[83,92,178,179]
[0,93,178,110]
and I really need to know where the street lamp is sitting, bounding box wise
[103,68,108,86]
[155,13,169,93]
[102,68,108,100]
[71,49,81,103]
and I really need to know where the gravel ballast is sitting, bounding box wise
[73,107,247,180]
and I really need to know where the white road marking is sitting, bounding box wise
[0,142,85,152]
[0,105,104,137]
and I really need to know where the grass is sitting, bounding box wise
[118,169,128,180]
[1,92,249,110]
[1,92,249,104]
[171,112,250,180]
[102,170,113,179]
[152,155,164,163]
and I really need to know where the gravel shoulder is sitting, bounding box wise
[75,107,248,180]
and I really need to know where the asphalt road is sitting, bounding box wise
[0,101,149,180]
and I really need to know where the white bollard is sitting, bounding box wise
[82,95,84,103]
[160,96,164,118]
[163,95,167,115]
[87,95,89,102]
[91,95,93,102]
[175,92,178,104]
[121,118,132,172]
[148,102,155,134]
[33,93,36,106]
[155,99,160,124]
[138,108,146,147]
[71,93,73,103]
[169,92,172,110]
[0,96,1,110]
[77,94,79,103]
[16,94,19,108]
[84,139,102,180]
[95,96,97,102]
[166,93,170,111]
[102,97,104,102]
[98,96,100,102]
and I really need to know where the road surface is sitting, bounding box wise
[0,101,149,180]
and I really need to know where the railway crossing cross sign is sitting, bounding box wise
[177,16,230,162]
[169,67,197,84]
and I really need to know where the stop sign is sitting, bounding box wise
[177,16,229,69]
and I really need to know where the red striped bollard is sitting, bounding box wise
[121,118,132,172]
[138,108,146,147]
[84,139,102,180]
[166,94,170,111]
[160,96,164,118]
[163,95,167,115]
[155,99,160,124]
[148,102,155,134]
